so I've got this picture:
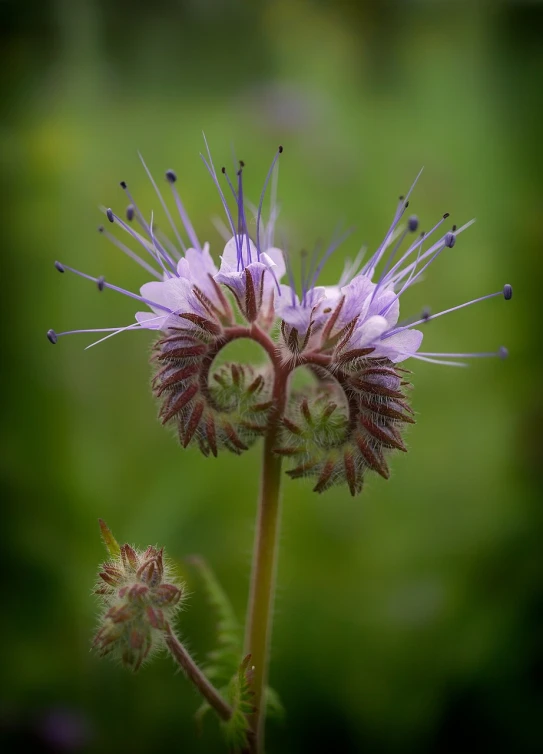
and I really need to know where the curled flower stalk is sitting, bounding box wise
[49,141,511,752]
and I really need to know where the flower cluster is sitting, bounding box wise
[48,141,511,494]
[94,520,184,671]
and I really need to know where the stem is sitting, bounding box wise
[164,623,232,722]
[243,363,289,752]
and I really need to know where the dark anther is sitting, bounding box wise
[503,284,513,300]
[47,329,58,344]
[443,212,450,219]
[444,232,456,248]
[408,215,419,232]
[98,225,104,233]
[221,167,226,174]
[239,160,245,168]
[120,180,127,189]
[499,346,509,359]
[452,224,457,232]
[165,169,177,183]
[399,195,404,201]
[55,261,65,273]
[126,205,135,222]
[421,306,431,321]
[278,145,284,153]
[404,200,410,208]
[97,276,106,292]
[106,208,114,223]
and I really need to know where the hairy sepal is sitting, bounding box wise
[153,328,272,457]
[277,358,414,495]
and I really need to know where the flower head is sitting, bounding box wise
[48,142,511,494]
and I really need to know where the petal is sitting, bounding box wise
[376,328,423,363]
[263,247,286,281]
[351,315,389,348]
[135,311,166,330]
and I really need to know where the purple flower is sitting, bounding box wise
[47,141,511,491]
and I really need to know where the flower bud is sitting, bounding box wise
[93,522,185,672]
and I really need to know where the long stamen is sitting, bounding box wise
[382,214,449,285]
[149,212,172,279]
[119,182,177,271]
[363,168,424,277]
[200,134,239,258]
[256,146,283,258]
[369,218,418,305]
[54,261,174,313]
[416,347,508,359]
[237,163,251,266]
[106,209,175,275]
[219,166,242,269]
[98,226,162,279]
[382,284,513,340]
[138,153,186,253]
[309,227,354,290]
[391,219,476,287]
[164,170,201,253]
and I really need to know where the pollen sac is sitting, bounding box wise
[152,327,273,457]
[93,524,184,672]
[276,357,414,495]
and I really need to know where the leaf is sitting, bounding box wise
[188,556,242,684]
[221,654,255,753]
[98,519,121,558]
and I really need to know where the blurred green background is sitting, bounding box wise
[2,0,542,752]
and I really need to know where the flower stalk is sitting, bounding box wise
[164,623,232,722]
[243,361,290,751]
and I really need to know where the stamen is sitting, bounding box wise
[98,225,162,279]
[390,219,475,287]
[54,262,174,313]
[164,169,201,252]
[256,146,283,258]
[126,205,135,222]
[408,215,419,232]
[137,153,186,253]
[363,168,424,276]
[47,329,58,344]
[221,167,238,202]
[118,181,177,270]
[106,208,175,275]
[382,285,513,339]
[381,214,449,285]
[237,164,252,267]
[200,134,239,257]
[309,227,354,290]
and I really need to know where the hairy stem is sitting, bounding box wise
[164,623,232,721]
[243,361,289,752]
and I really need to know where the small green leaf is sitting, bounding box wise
[188,556,242,683]
[222,654,255,753]
[98,519,121,558]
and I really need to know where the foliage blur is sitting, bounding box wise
[2,0,542,752]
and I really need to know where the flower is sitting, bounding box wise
[47,141,512,493]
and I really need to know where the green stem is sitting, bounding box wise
[243,365,289,752]
[164,623,232,722]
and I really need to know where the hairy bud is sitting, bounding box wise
[152,325,273,457]
[276,357,414,495]
[93,521,184,671]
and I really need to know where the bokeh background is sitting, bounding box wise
[2,0,542,752]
